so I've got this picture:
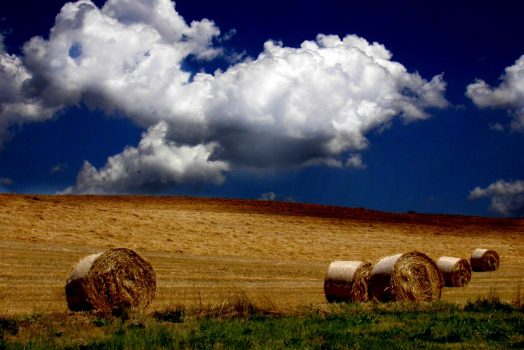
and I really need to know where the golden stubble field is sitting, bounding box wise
[1,194,523,314]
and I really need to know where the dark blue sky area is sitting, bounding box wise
[0,0,523,217]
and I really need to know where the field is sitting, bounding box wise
[1,194,523,314]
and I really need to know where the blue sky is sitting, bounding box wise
[1,0,523,217]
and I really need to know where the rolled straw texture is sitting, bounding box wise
[470,249,500,272]
[65,248,156,313]
[368,251,443,302]
[436,256,472,287]
[324,261,373,303]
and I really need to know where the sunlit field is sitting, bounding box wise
[1,194,523,314]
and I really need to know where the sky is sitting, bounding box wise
[1,0,524,217]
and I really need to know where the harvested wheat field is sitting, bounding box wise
[1,194,523,314]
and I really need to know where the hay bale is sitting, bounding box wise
[470,248,500,272]
[324,261,373,303]
[368,251,443,302]
[436,256,472,287]
[65,248,156,313]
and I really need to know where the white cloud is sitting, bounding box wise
[466,55,524,131]
[258,191,295,202]
[50,163,68,174]
[20,0,220,124]
[195,35,447,168]
[346,154,366,169]
[220,28,237,42]
[1,0,220,146]
[0,43,61,147]
[469,179,524,217]
[1,0,448,193]
[63,121,229,194]
[489,122,505,132]
[259,192,277,201]
[101,0,221,59]
[302,158,343,168]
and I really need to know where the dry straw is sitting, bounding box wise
[368,251,443,302]
[470,248,500,272]
[65,248,156,313]
[436,256,472,287]
[324,261,373,303]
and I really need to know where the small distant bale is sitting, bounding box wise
[324,261,373,303]
[470,248,500,272]
[65,248,156,313]
[368,251,443,302]
[436,256,472,287]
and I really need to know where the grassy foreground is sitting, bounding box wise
[1,296,523,349]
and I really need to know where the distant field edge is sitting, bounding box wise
[1,193,522,228]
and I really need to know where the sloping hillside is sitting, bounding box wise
[1,194,523,313]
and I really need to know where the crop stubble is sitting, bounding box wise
[0,194,523,313]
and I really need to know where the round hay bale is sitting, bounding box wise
[470,248,500,272]
[436,256,472,287]
[324,261,373,303]
[368,251,443,302]
[65,248,156,313]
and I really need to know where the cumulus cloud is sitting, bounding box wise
[101,0,221,59]
[49,163,68,174]
[469,179,524,217]
[0,40,60,147]
[2,0,448,193]
[0,0,220,146]
[259,191,277,201]
[489,122,505,132]
[19,0,221,124]
[63,121,229,194]
[466,55,524,131]
[220,28,237,42]
[346,154,366,169]
[258,191,295,202]
[195,35,447,169]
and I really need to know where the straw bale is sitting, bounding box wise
[470,248,500,272]
[368,251,443,302]
[436,256,471,287]
[324,261,372,303]
[65,248,156,313]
